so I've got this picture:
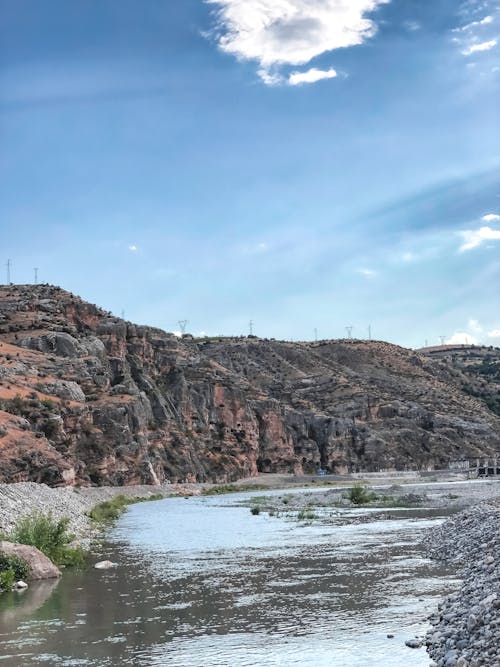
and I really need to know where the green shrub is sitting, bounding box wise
[203,483,267,496]
[0,569,14,592]
[87,494,163,524]
[9,512,84,568]
[0,553,31,581]
[348,484,377,505]
[297,508,316,520]
[250,506,260,515]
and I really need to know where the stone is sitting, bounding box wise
[94,560,116,570]
[405,639,422,648]
[0,541,61,580]
[14,580,28,589]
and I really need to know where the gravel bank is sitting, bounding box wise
[424,499,500,667]
[0,482,202,545]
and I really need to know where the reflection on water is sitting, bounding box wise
[0,492,458,666]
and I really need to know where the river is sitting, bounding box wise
[0,489,458,666]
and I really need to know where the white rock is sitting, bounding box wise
[94,560,116,570]
[14,580,28,589]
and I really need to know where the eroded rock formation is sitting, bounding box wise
[0,284,499,486]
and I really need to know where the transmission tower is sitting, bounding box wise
[34,267,39,284]
[368,324,371,341]
[439,336,446,346]
[345,326,353,339]
[178,320,188,335]
[6,259,12,284]
[249,320,254,336]
[314,327,318,342]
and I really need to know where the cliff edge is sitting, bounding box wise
[0,285,499,486]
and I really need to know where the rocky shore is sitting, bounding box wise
[424,499,500,667]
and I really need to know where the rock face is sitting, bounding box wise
[0,541,61,580]
[0,284,499,486]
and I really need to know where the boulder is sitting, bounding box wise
[0,541,61,580]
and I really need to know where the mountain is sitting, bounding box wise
[0,284,499,486]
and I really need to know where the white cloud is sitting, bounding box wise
[128,245,138,252]
[468,318,483,333]
[482,213,500,222]
[453,15,494,32]
[487,329,500,338]
[206,0,391,84]
[459,225,500,251]
[288,67,337,85]
[462,39,497,55]
[357,268,377,278]
[446,332,479,345]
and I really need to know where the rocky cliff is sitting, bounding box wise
[0,285,499,486]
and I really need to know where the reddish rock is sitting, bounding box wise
[0,284,499,486]
[0,541,61,580]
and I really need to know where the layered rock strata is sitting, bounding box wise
[0,284,499,486]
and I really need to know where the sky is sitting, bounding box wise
[0,0,499,349]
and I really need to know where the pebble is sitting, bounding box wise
[424,498,500,667]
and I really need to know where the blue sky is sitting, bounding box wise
[1,0,499,348]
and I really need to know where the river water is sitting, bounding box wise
[0,489,458,666]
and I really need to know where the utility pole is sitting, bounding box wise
[178,320,188,335]
[314,327,318,342]
[249,320,254,336]
[345,326,353,339]
[34,267,39,284]
[6,259,11,284]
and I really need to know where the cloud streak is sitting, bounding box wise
[459,225,500,251]
[206,0,390,84]
[462,39,497,55]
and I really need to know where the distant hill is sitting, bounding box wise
[419,344,500,418]
[0,284,499,486]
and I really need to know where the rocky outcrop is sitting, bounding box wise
[0,541,61,580]
[0,284,499,486]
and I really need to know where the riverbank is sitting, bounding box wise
[424,499,500,667]
[1,475,499,544]
[0,481,201,546]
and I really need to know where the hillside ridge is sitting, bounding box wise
[0,284,499,486]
